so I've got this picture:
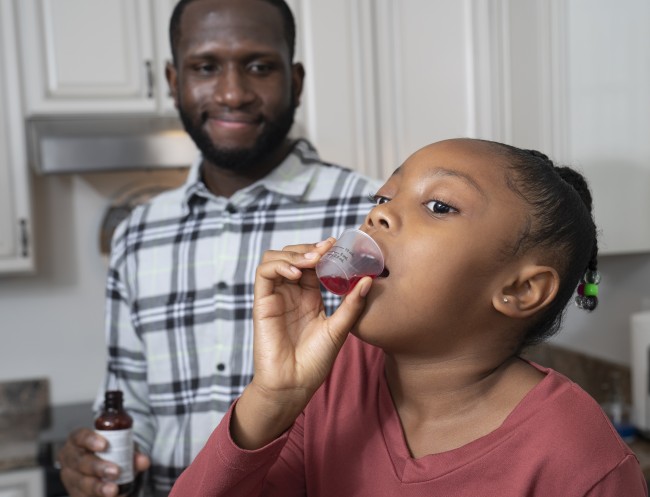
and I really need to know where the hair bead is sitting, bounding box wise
[585,269,601,285]
[583,283,598,297]
[575,269,600,311]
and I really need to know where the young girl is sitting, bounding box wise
[170,138,647,496]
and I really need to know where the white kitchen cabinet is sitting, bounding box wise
[505,0,650,255]
[16,0,177,115]
[291,0,475,180]
[12,0,650,254]
[0,468,44,497]
[0,0,34,274]
[151,0,180,114]
[296,0,650,254]
[564,0,650,255]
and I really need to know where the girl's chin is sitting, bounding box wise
[348,318,385,348]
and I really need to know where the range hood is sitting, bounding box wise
[26,115,198,174]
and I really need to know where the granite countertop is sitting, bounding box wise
[0,378,96,472]
[2,372,650,480]
[0,378,49,471]
[2,404,650,480]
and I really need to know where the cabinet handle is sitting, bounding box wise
[19,219,29,257]
[145,60,154,98]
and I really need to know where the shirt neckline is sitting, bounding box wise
[181,139,321,209]
[377,359,555,483]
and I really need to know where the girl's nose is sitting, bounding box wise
[364,202,395,231]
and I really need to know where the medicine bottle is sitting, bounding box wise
[94,390,134,495]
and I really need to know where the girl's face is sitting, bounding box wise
[355,139,531,357]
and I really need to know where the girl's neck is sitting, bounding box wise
[383,353,544,457]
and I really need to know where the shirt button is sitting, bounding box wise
[225,204,237,214]
[216,281,227,290]
[216,363,226,372]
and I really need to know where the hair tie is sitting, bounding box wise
[575,269,600,311]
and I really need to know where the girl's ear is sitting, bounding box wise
[494,265,560,318]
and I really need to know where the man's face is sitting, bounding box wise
[167,0,303,172]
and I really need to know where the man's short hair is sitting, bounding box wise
[169,0,297,65]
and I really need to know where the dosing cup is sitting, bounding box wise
[316,229,384,295]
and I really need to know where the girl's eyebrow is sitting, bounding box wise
[432,167,487,200]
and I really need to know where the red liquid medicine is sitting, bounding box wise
[319,274,373,295]
[316,231,384,295]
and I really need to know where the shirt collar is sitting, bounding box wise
[180,139,321,213]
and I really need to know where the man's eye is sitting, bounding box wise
[367,194,390,206]
[194,63,216,74]
[249,63,272,75]
[425,200,457,215]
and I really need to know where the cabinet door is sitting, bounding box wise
[151,0,180,114]
[16,0,156,114]
[505,0,650,255]
[0,0,34,274]
[294,0,472,180]
[0,468,44,497]
[564,0,650,254]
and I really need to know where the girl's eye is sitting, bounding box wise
[367,193,390,206]
[425,199,457,215]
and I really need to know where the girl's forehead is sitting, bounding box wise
[416,139,502,166]
[392,139,510,187]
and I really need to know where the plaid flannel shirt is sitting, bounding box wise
[98,139,381,496]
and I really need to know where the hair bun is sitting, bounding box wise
[554,166,594,214]
[525,149,551,162]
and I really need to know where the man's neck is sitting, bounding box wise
[201,139,294,198]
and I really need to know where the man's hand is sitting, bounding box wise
[57,428,150,497]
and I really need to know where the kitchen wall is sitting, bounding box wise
[1,163,649,406]
[556,254,650,362]
[1,0,649,407]
[0,168,187,406]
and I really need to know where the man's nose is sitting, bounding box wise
[215,68,254,108]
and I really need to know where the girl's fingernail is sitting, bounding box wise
[289,265,301,275]
[304,252,318,259]
[359,278,371,297]
[316,237,335,247]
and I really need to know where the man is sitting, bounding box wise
[57,0,379,496]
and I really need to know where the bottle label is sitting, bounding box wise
[95,428,134,484]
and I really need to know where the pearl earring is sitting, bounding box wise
[503,297,509,303]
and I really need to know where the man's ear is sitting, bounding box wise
[165,61,179,109]
[493,265,560,318]
[291,62,305,107]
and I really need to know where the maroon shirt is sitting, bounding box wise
[171,336,647,496]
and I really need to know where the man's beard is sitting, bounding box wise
[178,97,297,173]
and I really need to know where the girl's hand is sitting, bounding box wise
[232,238,372,449]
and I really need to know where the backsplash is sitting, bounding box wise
[0,378,49,470]
[524,343,631,406]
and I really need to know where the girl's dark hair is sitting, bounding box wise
[485,140,598,350]
[169,0,297,66]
